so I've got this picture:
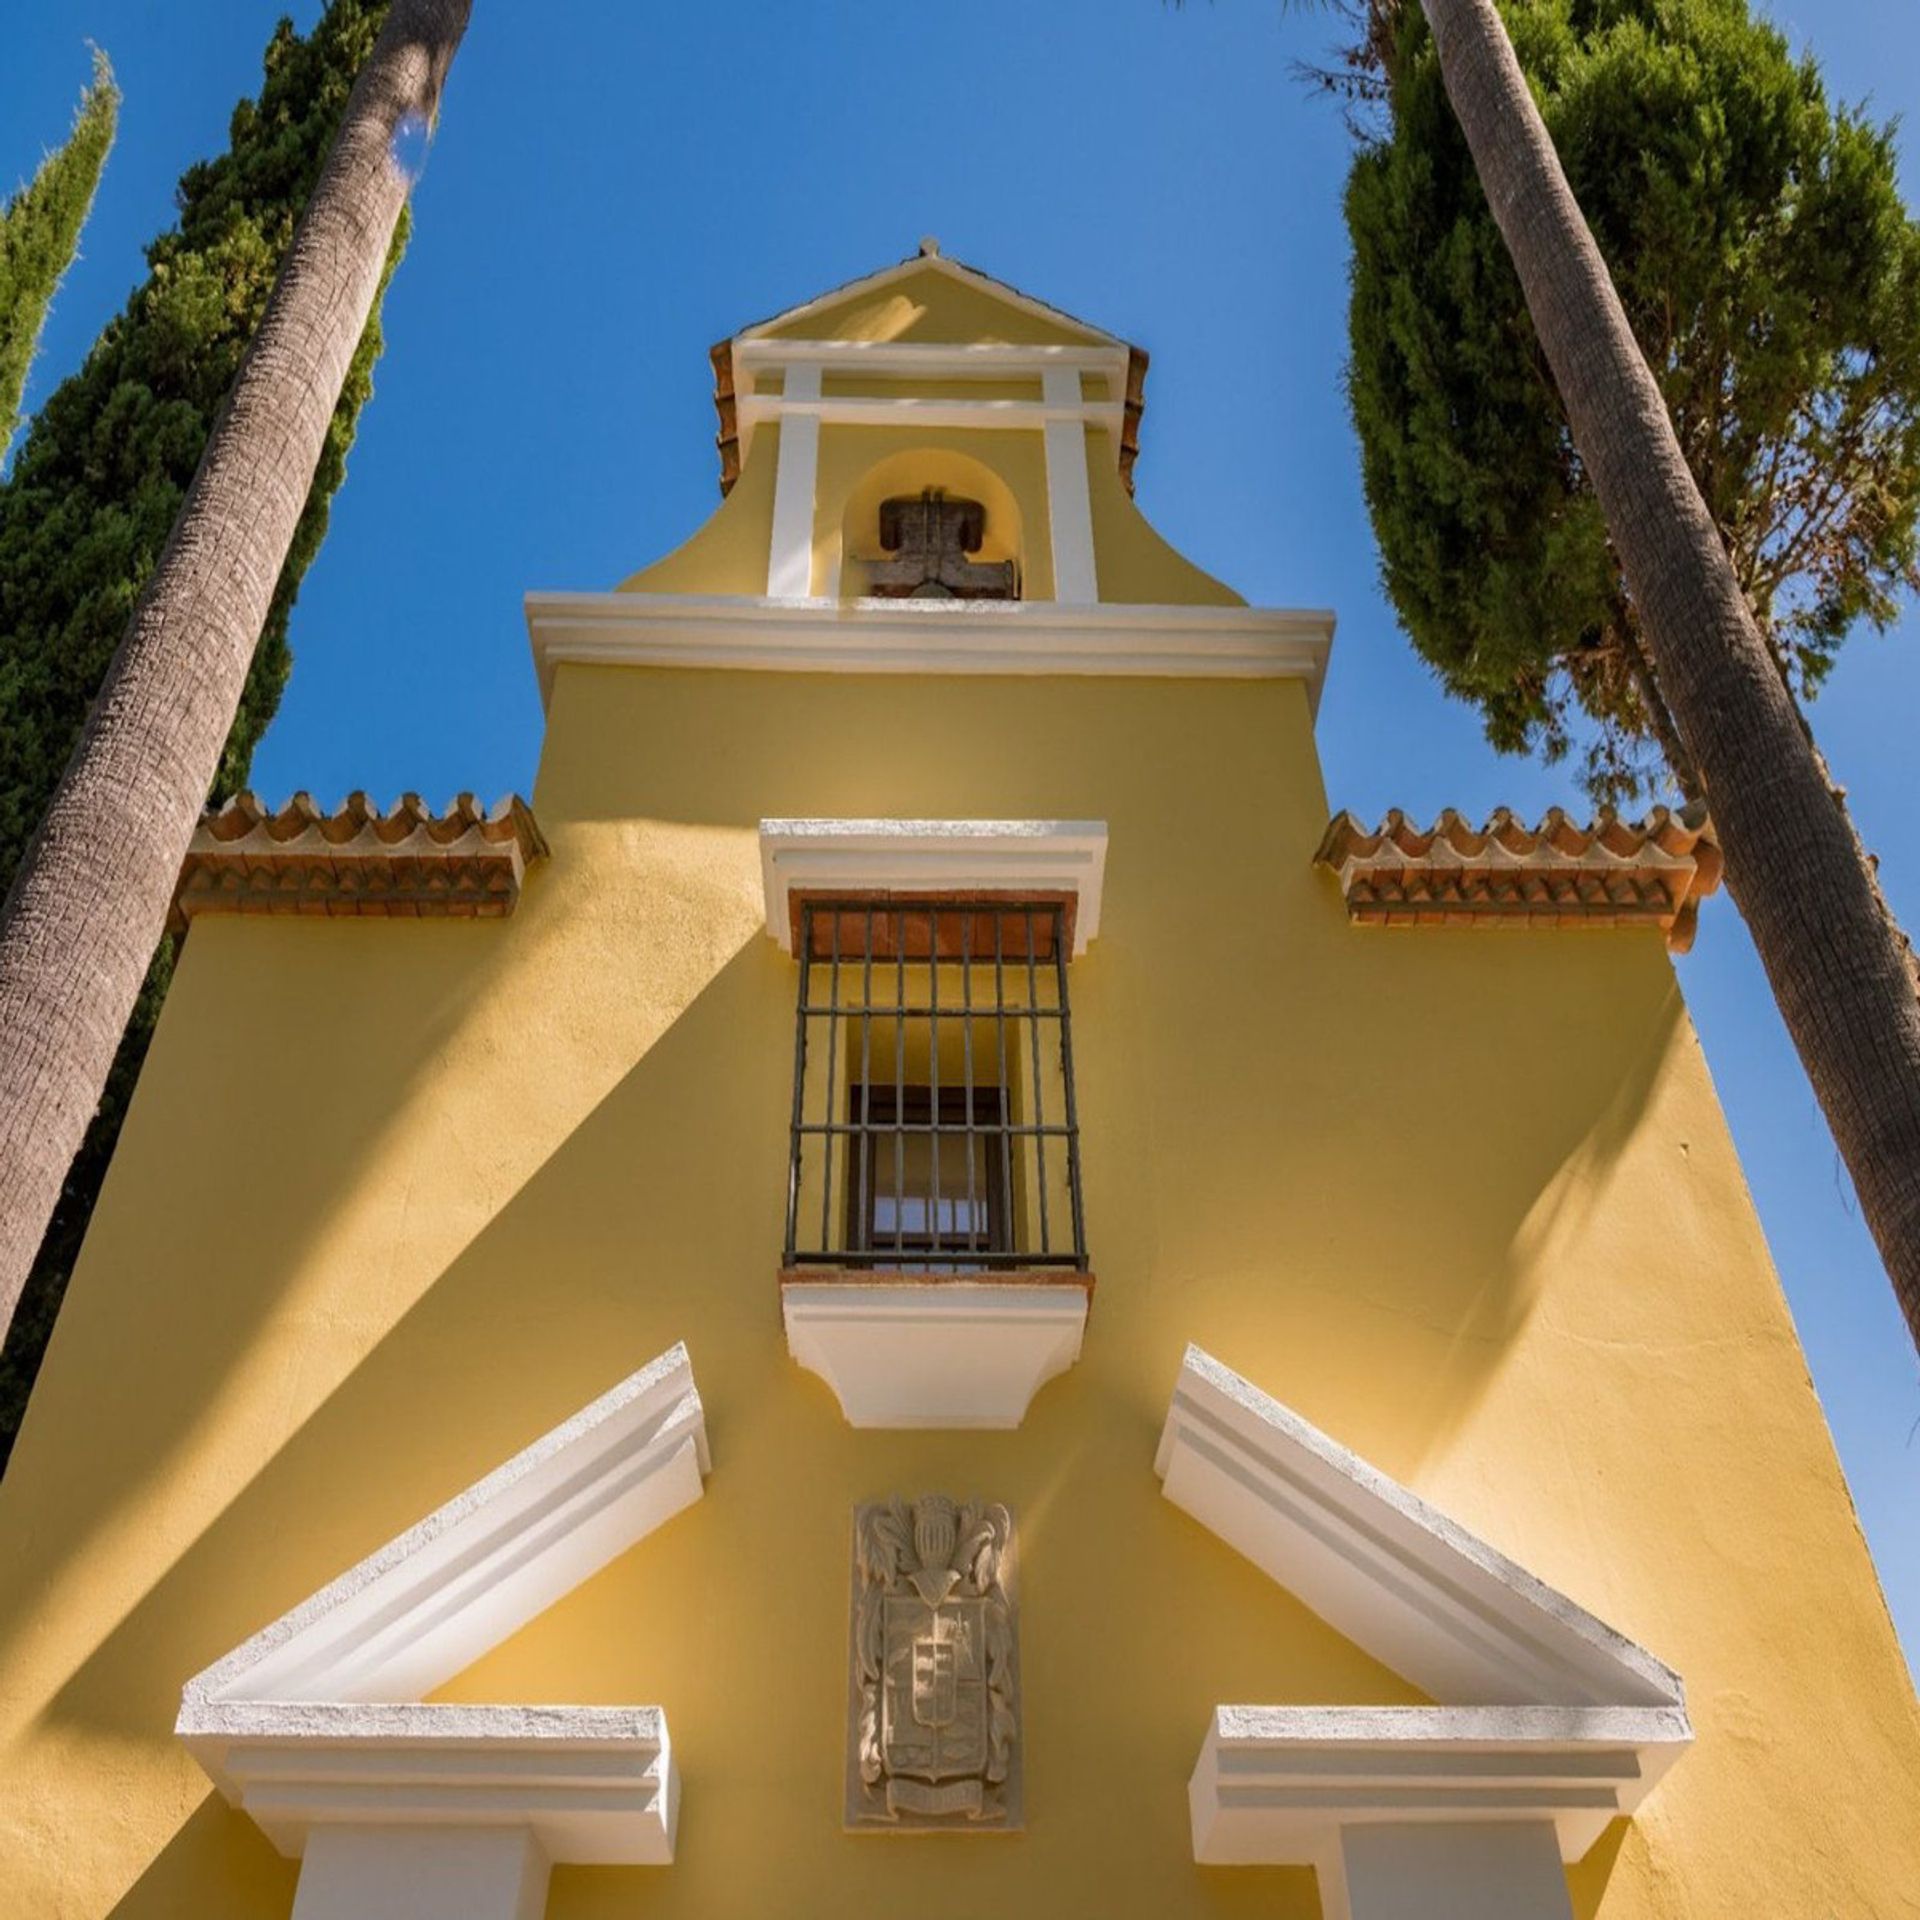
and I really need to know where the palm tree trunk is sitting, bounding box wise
[0,0,471,1332]
[1421,0,1920,1352]
[1611,603,1702,805]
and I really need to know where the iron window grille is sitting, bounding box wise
[783,899,1088,1273]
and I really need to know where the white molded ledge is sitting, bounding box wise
[1157,1345,1690,1896]
[185,1704,676,1868]
[523,593,1334,711]
[759,817,1108,955]
[1191,1703,1691,1868]
[179,1343,709,1883]
[783,1279,1089,1428]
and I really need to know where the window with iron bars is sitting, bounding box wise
[783,899,1087,1273]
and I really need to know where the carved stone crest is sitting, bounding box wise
[847,1495,1020,1829]
[866,489,1018,599]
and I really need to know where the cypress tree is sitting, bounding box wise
[0,49,120,460]
[1344,0,1920,804]
[0,1,405,1467]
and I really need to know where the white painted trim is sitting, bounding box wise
[179,1343,709,1875]
[783,1282,1088,1428]
[525,593,1334,712]
[735,339,1128,379]
[1042,367,1100,604]
[723,252,1133,484]
[729,338,1129,472]
[1158,1346,1690,1876]
[765,363,821,597]
[738,393,1126,434]
[183,1344,709,1709]
[757,818,1108,955]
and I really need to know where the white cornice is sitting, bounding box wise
[180,1343,709,1872]
[758,818,1108,956]
[736,393,1128,433]
[1158,1345,1690,1873]
[1192,1704,1692,1867]
[524,593,1334,712]
[189,1705,677,1866]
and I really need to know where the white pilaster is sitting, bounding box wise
[1041,367,1099,604]
[766,362,822,598]
[291,1826,549,1920]
[1322,1822,1573,1920]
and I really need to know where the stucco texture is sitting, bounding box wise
[1,658,1915,1918]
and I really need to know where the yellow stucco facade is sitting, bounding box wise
[1,253,1915,1920]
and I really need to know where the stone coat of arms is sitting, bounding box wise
[847,1494,1019,1828]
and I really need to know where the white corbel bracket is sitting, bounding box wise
[782,1278,1090,1429]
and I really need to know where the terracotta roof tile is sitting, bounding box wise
[1313,805,1721,952]
[711,338,741,498]
[172,792,548,931]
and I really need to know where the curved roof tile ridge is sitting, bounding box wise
[173,791,549,930]
[1314,801,1720,951]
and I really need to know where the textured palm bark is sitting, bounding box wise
[0,0,471,1330]
[1422,0,1920,1351]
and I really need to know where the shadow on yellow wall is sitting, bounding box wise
[54,933,1674,1918]
[4,671,1749,1919]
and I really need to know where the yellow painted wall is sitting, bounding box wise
[617,420,777,597]
[619,414,1238,607]
[1085,429,1242,606]
[0,657,1915,1919]
[820,375,1044,401]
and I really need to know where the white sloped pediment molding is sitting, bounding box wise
[178,1343,710,1916]
[1157,1345,1690,1917]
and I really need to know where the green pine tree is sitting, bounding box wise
[1342,0,1920,803]
[0,1,406,1468]
[0,49,119,461]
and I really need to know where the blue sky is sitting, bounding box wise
[7,0,1916,1664]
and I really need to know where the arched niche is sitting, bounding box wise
[830,446,1033,601]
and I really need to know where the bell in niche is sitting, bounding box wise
[868,488,1018,600]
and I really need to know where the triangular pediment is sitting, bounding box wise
[177,1342,709,1867]
[1156,1346,1691,1874]
[740,248,1123,349]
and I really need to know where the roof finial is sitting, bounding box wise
[918,234,940,258]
